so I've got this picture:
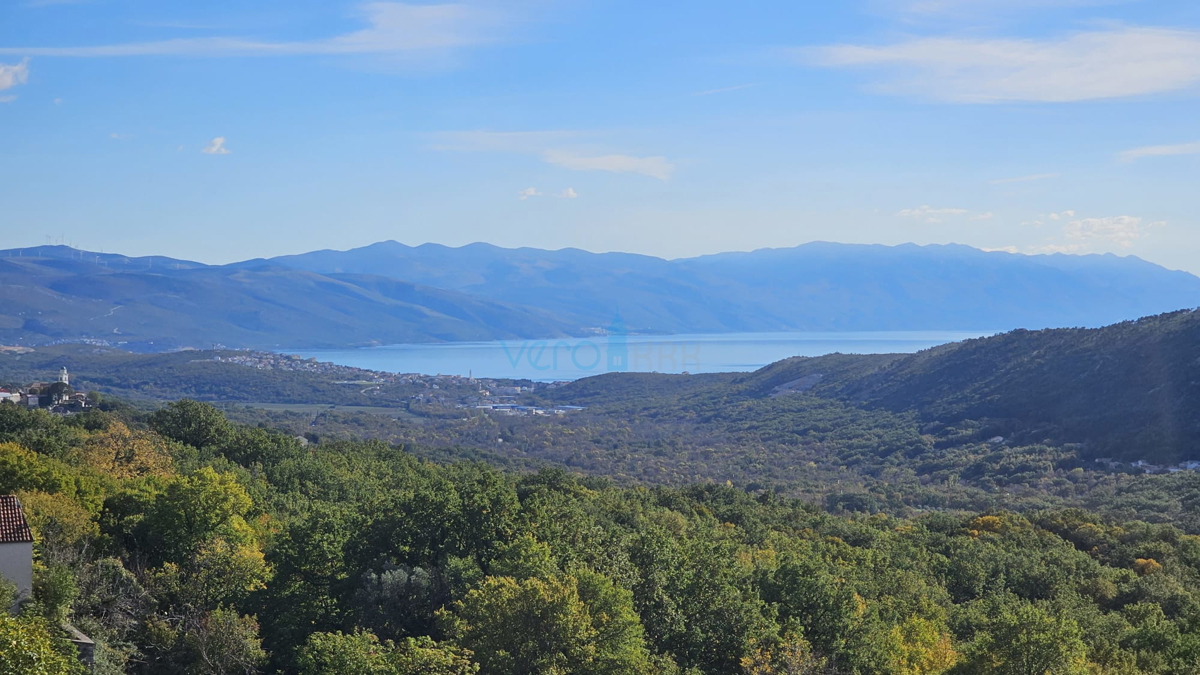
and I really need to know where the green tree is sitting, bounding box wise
[442,572,652,675]
[0,614,85,675]
[182,608,268,675]
[298,630,477,675]
[143,467,254,564]
[964,599,1089,675]
[149,400,232,451]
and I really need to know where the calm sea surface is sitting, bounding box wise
[287,331,988,382]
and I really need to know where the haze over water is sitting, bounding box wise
[288,331,988,381]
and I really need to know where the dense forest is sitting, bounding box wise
[4,400,1200,673]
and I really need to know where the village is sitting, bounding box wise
[0,366,93,415]
[211,350,583,417]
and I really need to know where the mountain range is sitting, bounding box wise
[2,241,1199,350]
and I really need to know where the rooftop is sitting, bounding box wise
[0,496,33,544]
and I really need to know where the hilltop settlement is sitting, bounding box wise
[0,367,93,415]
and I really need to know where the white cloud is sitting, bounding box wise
[1065,215,1162,248]
[201,137,231,155]
[0,3,508,58]
[970,212,995,221]
[53,97,63,104]
[1025,209,1075,226]
[897,205,970,223]
[542,150,674,180]
[559,187,578,199]
[1118,141,1200,161]
[989,172,1059,184]
[0,95,16,103]
[0,58,29,91]
[434,131,675,181]
[805,27,1200,102]
[894,0,1125,15]
[518,187,541,200]
[1027,243,1091,254]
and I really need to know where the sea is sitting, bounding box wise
[286,330,989,382]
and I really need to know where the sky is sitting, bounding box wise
[2,0,1199,272]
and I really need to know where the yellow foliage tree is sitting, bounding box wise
[15,490,99,559]
[72,421,174,480]
[880,617,959,675]
[1133,558,1162,576]
[740,631,827,675]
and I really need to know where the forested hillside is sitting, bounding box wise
[3,311,1200,529]
[741,309,1200,463]
[4,401,1200,674]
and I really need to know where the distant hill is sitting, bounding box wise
[259,240,1200,333]
[727,308,1200,462]
[3,241,1200,350]
[0,247,574,350]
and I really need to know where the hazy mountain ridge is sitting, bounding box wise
[263,240,1200,333]
[0,249,575,350]
[3,241,1200,350]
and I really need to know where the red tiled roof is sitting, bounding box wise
[0,495,33,544]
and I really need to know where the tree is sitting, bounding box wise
[0,614,85,675]
[72,421,173,480]
[297,630,477,675]
[298,629,396,674]
[143,467,254,564]
[879,617,958,675]
[740,631,828,675]
[442,572,652,675]
[150,537,271,610]
[149,400,232,451]
[390,636,478,675]
[182,608,268,675]
[18,490,100,564]
[965,600,1088,675]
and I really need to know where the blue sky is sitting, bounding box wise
[2,0,1199,272]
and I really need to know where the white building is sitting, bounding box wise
[0,495,34,613]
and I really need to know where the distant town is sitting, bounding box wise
[208,351,583,417]
[0,367,93,415]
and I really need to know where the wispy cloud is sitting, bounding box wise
[559,187,578,199]
[1065,215,1162,248]
[1023,209,1075,226]
[518,187,541,200]
[0,95,16,103]
[692,83,761,96]
[989,172,1059,184]
[893,0,1127,16]
[0,58,29,92]
[0,3,508,59]
[995,211,1161,255]
[109,132,132,141]
[897,205,969,223]
[803,27,1200,102]
[542,150,674,180]
[1118,141,1200,161]
[201,137,231,155]
[433,130,676,181]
